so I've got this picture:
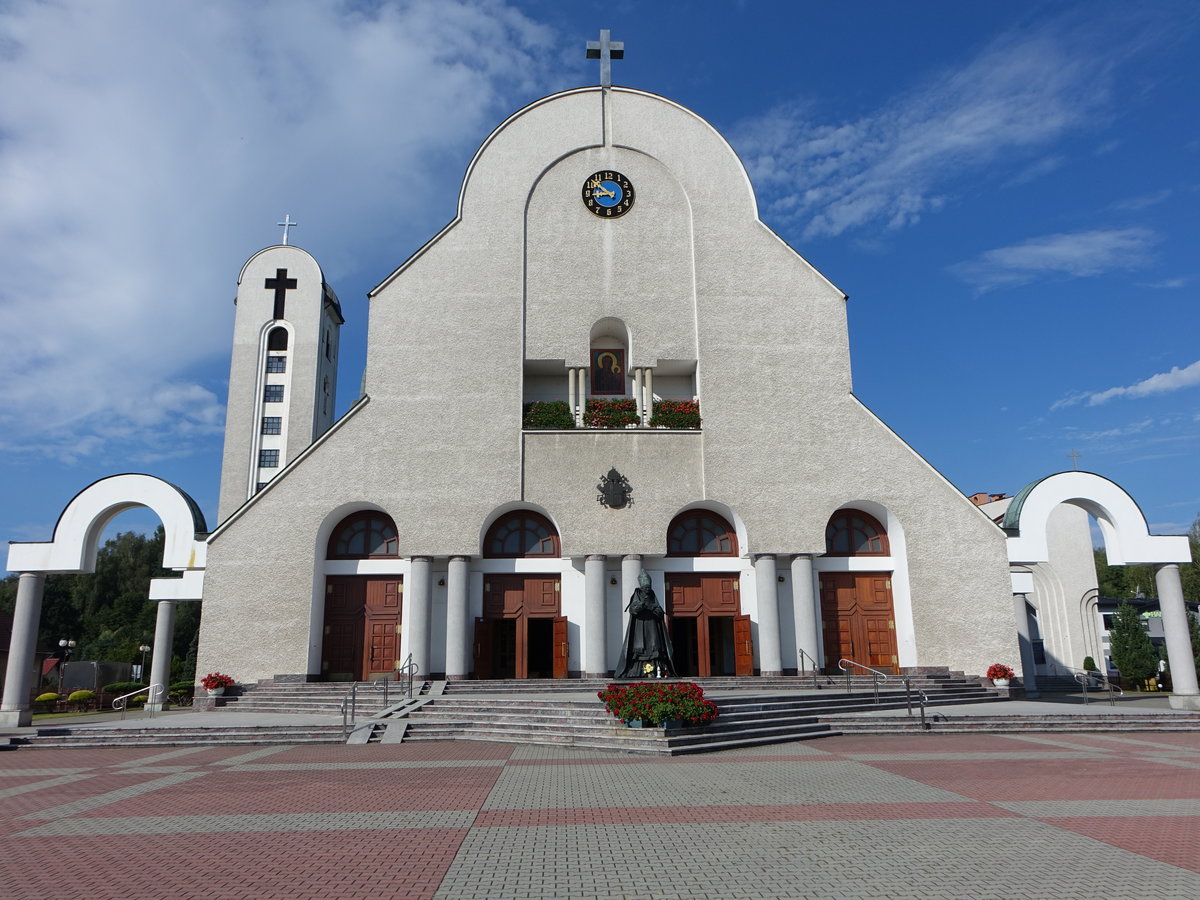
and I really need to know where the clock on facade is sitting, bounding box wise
[582,171,635,217]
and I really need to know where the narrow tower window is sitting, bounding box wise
[267,327,289,351]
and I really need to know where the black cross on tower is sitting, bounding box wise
[265,268,297,320]
[586,29,624,88]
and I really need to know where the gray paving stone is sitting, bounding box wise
[435,820,1200,900]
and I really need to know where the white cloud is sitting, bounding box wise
[1140,277,1187,289]
[733,14,1143,239]
[0,1,557,462]
[1086,360,1200,406]
[1053,359,1200,409]
[949,228,1155,292]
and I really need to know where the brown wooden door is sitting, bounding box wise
[323,576,364,681]
[733,614,753,676]
[473,617,492,680]
[481,576,563,678]
[666,573,741,677]
[820,573,898,673]
[552,615,569,679]
[363,578,402,678]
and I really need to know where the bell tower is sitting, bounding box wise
[217,239,343,521]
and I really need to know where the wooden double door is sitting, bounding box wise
[474,575,567,679]
[819,573,898,673]
[322,576,402,681]
[665,573,752,677]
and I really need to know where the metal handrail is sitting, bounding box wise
[112,684,164,720]
[797,648,821,688]
[1074,671,1123,707]
[396,653,418,699]
[838,659,889,704]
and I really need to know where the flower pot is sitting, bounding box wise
[625,718,644,728]
[991,678,1010,687]
[206,687,225,697]
[662,718,683,730]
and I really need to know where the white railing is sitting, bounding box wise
[838,659,890,704]
[112,684,165,719]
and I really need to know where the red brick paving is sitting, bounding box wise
[814,733,1072,754]
[78,766,504,817]
[864,756,1200,801]
[1042,815,1200,873]
[0,827,470,900]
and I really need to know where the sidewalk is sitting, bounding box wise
[1,728,1197,899]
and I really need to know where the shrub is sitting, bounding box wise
[169,681,196,695]
[649,399,701,429]
[522,400,575,429]
[34,692,60,712]
[103,681,147,695]
[1109,601,1158,688]
[66,690,96,711]
[597,682,719,726]
[584,398,638,428]
[1082,656,1097,672]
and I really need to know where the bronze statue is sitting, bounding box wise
[616,571,676,678]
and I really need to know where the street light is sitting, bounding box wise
[139,644,152,683]
[56,639,76,695]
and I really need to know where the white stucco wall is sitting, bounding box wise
[197,87,1016,684]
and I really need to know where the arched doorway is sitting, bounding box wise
[322,511,401,681]
[474,512,566,679]
[663,510,750,677]
[819,509,898,673]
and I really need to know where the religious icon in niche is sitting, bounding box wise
[591,348,625,395]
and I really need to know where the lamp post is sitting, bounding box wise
[138,644,151,683]
[56,639,76,695]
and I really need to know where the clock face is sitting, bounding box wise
[582,170,635,217]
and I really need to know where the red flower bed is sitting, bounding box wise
[598,681,719,726]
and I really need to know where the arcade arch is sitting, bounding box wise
[1003,472,1197,709]
[2,475,208,725]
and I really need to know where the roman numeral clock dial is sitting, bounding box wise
[582,171,635,217]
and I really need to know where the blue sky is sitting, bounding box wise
[1,0,1198,557]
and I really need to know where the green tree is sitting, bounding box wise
[1108,600,1159,688]
[1189,609,1200,676]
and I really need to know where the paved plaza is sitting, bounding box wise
[1,731,1198,899]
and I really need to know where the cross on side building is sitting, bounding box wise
[586,29,623,88]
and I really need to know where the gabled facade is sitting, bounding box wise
[195,86,1017,685]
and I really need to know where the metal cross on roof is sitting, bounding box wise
[586,29,624,88]
[1067,448,1082,470]
[277,214,298,245]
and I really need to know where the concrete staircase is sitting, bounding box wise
[388,679,1004,755]
[820,711,1200,735]
[6,723,347,749]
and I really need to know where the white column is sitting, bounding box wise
[408,556,433,679]
[584,555,608,677]
[1013,595,1040,698]
[148,600,176,711]
[567,366,576,422]
[0,573,45,727]
[444,556,470,679]
[575,368,587,425]
[754,555,782,676]
[643,368,653,420]
[633,368,644,423]
[790,555,819,674]
[1156,563,1199,708]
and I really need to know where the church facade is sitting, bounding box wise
[195,85,1020,685]
[6,75,1199,729]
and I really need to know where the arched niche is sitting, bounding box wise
[6,474,208,574]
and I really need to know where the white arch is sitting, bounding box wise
[1003,471,1189,565]
[6,474,207,574]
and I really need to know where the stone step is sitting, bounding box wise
[818,713,1200,734]
[9,724,347,749]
